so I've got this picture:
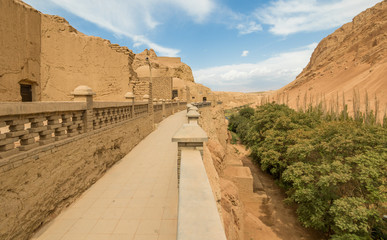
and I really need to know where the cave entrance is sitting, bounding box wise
[172,89,178,99]
[203,97,207,102]
[20,84,32,102]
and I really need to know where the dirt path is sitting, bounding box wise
[229,143,325,240]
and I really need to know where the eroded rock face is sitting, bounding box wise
[0,0,41,102]
[40,14,136,101]
[276,0,387,115]
[213,92,265,109]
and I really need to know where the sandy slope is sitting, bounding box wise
[273,0,387,119]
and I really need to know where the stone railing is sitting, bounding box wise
[0,86,151,168]
[0,85,190,170]
[192,101,212,108]
[172,105,227,240]
[0,102,87,160]
[153,103,163,112]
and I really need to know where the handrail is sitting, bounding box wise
[177,149,227,240]
[172,104,227,240]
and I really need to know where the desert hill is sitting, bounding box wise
[274,0,387,117]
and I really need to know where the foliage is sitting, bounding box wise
[228,103,387,239]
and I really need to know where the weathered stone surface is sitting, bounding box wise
[19,142,39,151]
[0,0,41,102]
[0,148,19,159]
[6,130,29,138]
[39,14,136,102]
[0,137,18,146]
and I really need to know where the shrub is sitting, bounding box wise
[228,103,387,239]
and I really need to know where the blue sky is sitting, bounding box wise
[24,0,381,92]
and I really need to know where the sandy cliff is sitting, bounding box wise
[0,0,41,101]
[40,15,137,101]
[214,92,267,109]
[275,0,387,115]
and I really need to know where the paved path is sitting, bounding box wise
[32,111,186,240]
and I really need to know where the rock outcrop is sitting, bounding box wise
[40,15,137,101]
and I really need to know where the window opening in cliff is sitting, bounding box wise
[203,97,207,102]
[172,90,178,99]
[20,84,32,102]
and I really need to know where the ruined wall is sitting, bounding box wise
[156,56,181,65]
[187,81,213,102]
[172,78,213,102]
[0,114,153,240]
[40,15,136,101]
[153,77,172,100]
[135,77,172,100]
[0,0,41,102]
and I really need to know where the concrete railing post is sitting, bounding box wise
[72,85,95,132]
[153,98,158,109]
[172,108,208,182]
[143,94,150,114]
[162,99,166,118]
[125,92,135,118]
[186,103,192,112]
[187,109,200,125]
[176,98,180,110]
[172,106,227,240]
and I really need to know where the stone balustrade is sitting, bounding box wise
[0,102,87,160]
[0,85,191,169]
[0,87,150,168]
[0,101,150,161]
[153,103,163,112]
[172,105,227,240]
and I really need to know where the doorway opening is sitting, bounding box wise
[20,84,32,102]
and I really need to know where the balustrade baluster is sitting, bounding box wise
[72,112,84,133]
[0,120,20,158]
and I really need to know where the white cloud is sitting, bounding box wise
[194,43,317,92]
[236,21,262,35]
[241,50,249,57]
[213,7,263,35]
[171,0,215,23]
[25,0,216,56]
[256,0,382,35]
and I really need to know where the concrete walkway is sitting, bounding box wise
[32,111,186,240]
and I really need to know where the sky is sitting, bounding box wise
[24,0,382,92]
